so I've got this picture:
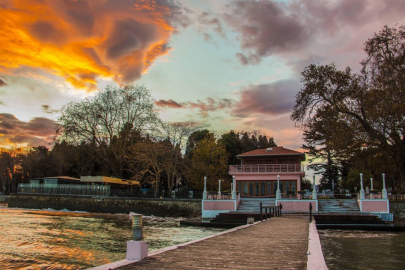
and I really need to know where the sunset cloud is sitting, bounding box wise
[155,99,183,108]
[222,0,405,67]
[0,0,188,91]
[155,97,235,117]
[232,80,301,117]
[0,113,56,147]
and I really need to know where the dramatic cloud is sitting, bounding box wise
[0,79,6,87]
[155,97,235,117]
[232,80,301,117]
[223,0,311,57]
[0,0,189,90]
[222,0,405,66]
[0,113,56,147]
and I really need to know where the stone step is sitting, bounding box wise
[318,199,360,213]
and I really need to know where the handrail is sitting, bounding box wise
[229,164,302,173]
[260,203,282,221]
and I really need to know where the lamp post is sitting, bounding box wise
[232,175,236,200]
[276,175,281,200]
[360,173,365,200]
[382,173,388,199]
[218,180,222,199]
[203,176,207,199]
[312,175,317,200]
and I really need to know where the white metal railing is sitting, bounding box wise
[206,193,241,200]
[229,164,302,174]
[355,192,386,200]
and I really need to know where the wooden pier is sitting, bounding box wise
[116,216,309,270]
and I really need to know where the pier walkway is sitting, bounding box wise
[117,216,309,270]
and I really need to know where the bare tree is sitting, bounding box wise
[57,84,158,178]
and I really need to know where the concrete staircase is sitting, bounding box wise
[318,199,360,214]
[236,198,276,213]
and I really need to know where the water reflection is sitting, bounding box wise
[319,229,405,270]
[0,208,224,269]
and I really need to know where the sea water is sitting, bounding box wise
[319,229,405,270]
[0,207,224,269]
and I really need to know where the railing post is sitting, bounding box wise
[309,203,313,223]
[260,202,263,221]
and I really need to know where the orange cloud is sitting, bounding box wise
[0,0,184,90]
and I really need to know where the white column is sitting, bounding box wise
[382,173,388,199]
[203,176,207,200]
[218,180,222,199]
[312,175,317,200]
[232,175,236,200]
[370,178,374,199]
[360,173,365,200]
[276,175,281,200]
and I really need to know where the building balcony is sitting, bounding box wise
[229,164,303,174]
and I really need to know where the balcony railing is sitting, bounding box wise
[229,164,302,174]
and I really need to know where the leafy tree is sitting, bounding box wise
[220,130,277,165]
[0,147,26,194]
[187,134,229,191]
[185,129,211,159]
[291,25,405,192]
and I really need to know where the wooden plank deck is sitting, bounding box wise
[116,216,309,270]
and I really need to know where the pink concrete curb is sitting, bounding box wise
[307,221,328,270]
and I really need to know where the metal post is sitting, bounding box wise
[132,214,143,241]
[218,180,222,199]
[309,203,313,223]
[232,175,236,200]
[312,175,317,200]
[276,175,281,200]
[360,173,365,200]
[370,178,374,199]
[203,176,207,199]
[382,173,388,199]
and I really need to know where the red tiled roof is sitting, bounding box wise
[237,147,304,157]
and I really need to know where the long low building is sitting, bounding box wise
[24,176,140,197]
[80,176,139,186]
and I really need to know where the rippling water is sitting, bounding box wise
[0,206,224,269]
[319,229,405,270]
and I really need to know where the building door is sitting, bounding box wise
[255,181,260,196]
[267,181,272,196]
[261,182,266,196]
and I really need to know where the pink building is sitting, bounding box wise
[229,147,305,197]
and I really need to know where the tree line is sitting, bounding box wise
[0,84,276,196]
[292,25,405,194]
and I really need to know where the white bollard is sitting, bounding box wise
[126,213,148,260]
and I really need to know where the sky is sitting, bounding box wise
[1,0,405,152]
